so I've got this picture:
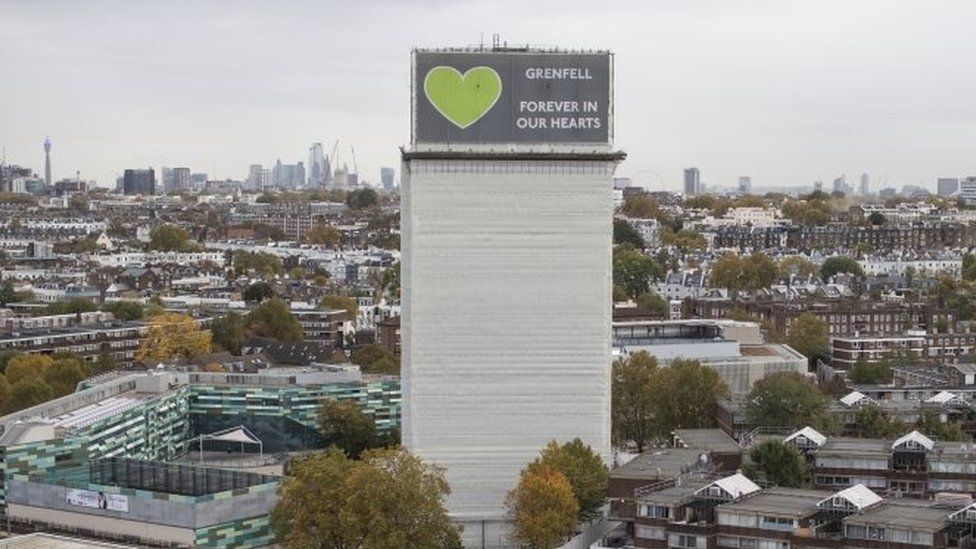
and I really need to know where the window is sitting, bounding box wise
[669,534,698,548]
[635,525,665,540]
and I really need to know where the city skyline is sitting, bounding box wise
[3,1,976,190]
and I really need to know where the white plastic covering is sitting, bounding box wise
[818,484,882,511]
[784,426,827,447]
[697,473,761,499]
[402,158,614,530]
[925,391,959,404]
[892,430,935,451]
[840,390,871,407]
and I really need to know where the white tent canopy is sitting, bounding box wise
[190,425,263,460]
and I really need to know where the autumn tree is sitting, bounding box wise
[636,291,669,318]
[317,399,378,458]
[271,447,460,549]
[305,223,342,247]
[746,372,831,430]
[101,300,145,321]
[525,439,608,521]
[611,352,658,452]
[744,439,807,488]
[349,344,399,374]
[648,359,729,432]
[620,195,660,219]
[210,312,246,355]
[709,252,778,292]
[4,354,54,385]
[777,256,819,279]
[320,295,359,318]
[786,313,829,366]
[136,313,212,363]
[245,298,303,342]
[506,466,578,549]
[43,355,88,396]
[149,224,194,252]
[4,379,54,414]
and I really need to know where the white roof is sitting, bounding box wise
[784,426,827,447]
[925,391,959,404]
[892,430,935,451]
[840,391,870,407]
[698,473,760,499]
[52,397,145,430]
[818,484,883,511]
[198,425,262,445]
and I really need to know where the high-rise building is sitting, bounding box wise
[684,167,700,195]
[122,168,156,195]
[308,143,327,187]
[403,48,618,547]
[380,167,395,192]
[832,175,849,194]
[273,160,305,189]
[172,167,191,191]
[160,167,174,191]
[43,137,52,187]
[860,173,870,195]
[957,177,976,205]
[738,176,752,194]
[938,177,959,197]
[247,164,273,189]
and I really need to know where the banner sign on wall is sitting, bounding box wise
[66,488,129,513]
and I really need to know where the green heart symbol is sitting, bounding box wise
[424,66,502,129]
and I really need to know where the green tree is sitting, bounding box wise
[505,466,578,549]
[4,354,53,385]
[620,195,660,219]
[744,439,807,488]
[232,251,282,278]
[915,410,965,442]
[855,406,907,439]
[0,282,21,306]
[848,359,893,385]
[964,254,976,282]
[101,300,145,321]
[350,344,399,374]
[271,448,460,549]
[0,351,22,374]
[43,356,88,396]
[786,313,829,366]
[662,228,707,252]
[636,291,669,318]
[613,246,664,299]
[778,256,818,279]
[211,312,247,355]
[745,372,830,430]
[820,256,864,279]
[320,295,359,318]
[4,378,54,414]
[613,219,644,248]
[711,252,777,292]
[526,439,608,521]
[611,352,658,452]
[305,223,342,247]
[149,224,193,252]
[317,399,378,459]
[243,281,275,303]
[868,212,886,226]
[648,359,729,433]
[346,188,379,210]
[46,298,97,315]
[245,298,303,342]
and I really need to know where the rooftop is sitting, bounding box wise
[673,429,740,454]
[847,499,954,531]
[719,487,829,517]
[0,533,137,549]
[611,448,709,480]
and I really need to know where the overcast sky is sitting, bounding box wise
[2,0,975,191]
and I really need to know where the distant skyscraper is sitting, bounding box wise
[860,173,870,195]
[738,176,752,194]
[832,175,848,194]
[938,177,959,197]
[43,137,52,187]
[684,167,700,195]
[380,167,395,192]
[308,143,327,187]
[960,177,976,205]
[161,167,174,191]
[814,181,824,192]
[122,168,156,195]
[273,160,305,189]
[172,167,191,191]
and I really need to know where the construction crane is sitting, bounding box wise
[329,139,340,168]
[349,145,358,175]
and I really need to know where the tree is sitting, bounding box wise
[346,188,379,210]
[778,256,818,279]
[271,448,460,549]
[868,212,886,226]
[662,228,707,252]
[915,410,965,442]
[620,195,660,219]
[506,466,578,549]
[820,256,864,279]
[243,281,275,303]
[745,372,830,430]
[101,300,145,321]
[46,298,97,315]
[320,295,359,318]
[786,313,829,366]
[317,399,378,458]
[211,312,246,355]
[848,359,893,385]
[0,351,22,374]
[613,246,664,299]
[964,254,976,282]
[4,354,53,385]
[136,313,212,363]
[612,352,658,452]
[744,439,807,488]
[648,359,729,433]
[149,224,192,252]
[350,344,399,374]
[245,298,303,342]
[305,223,342,247]
[855,406,907,439]
[613,219,644,248]
[526,439,608,521]
[4,378,54,414]
[711,252,778,292]
[232,251,282,278]
[636,291,669,318]
[0,282,21,306]
[43,356,88,396]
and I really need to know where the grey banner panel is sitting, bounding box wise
[413,51,611,145]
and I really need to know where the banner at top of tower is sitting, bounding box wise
[412,50,612,146]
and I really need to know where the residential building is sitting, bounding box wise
[961,177,976,205]
[938,177,959,197]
